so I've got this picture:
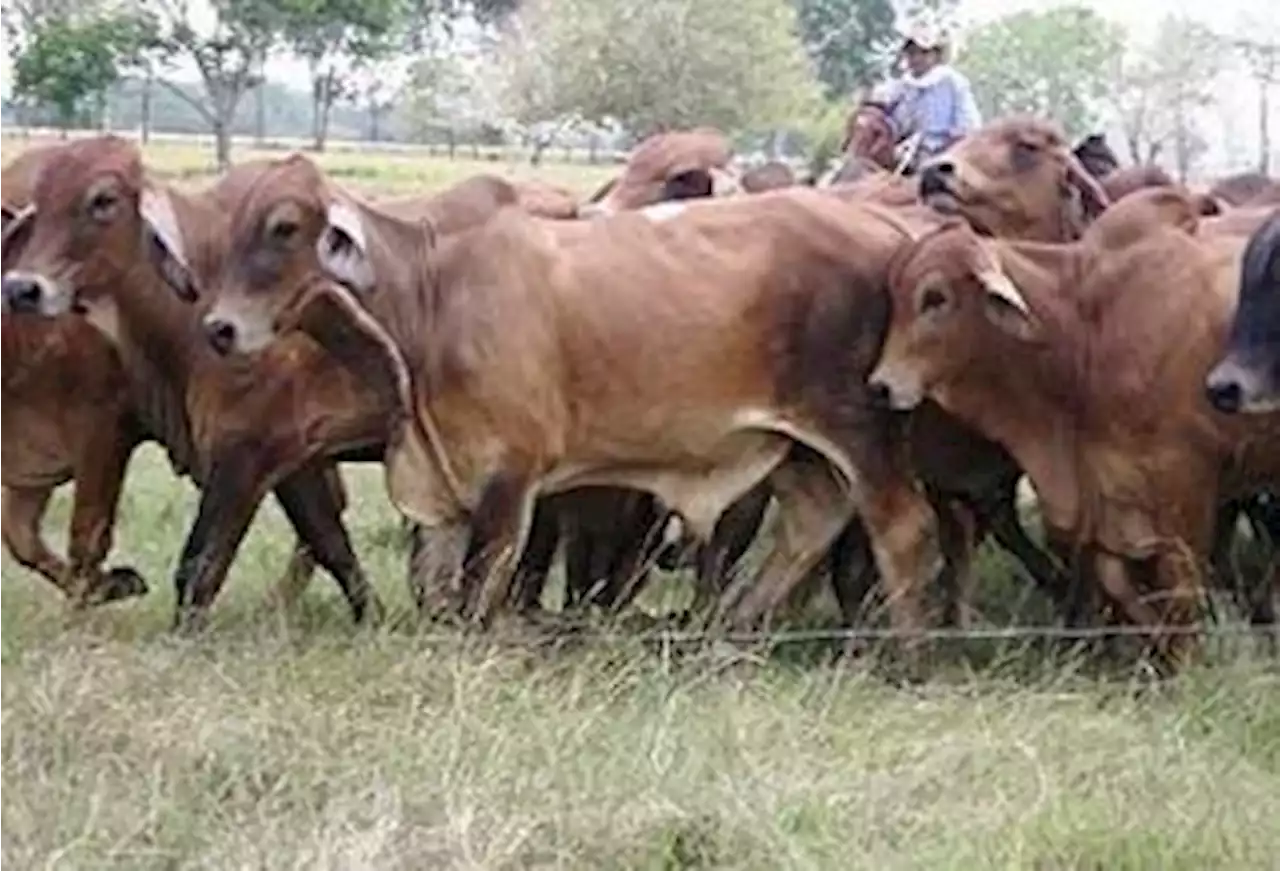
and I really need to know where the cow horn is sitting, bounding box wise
[976,266,1031,316]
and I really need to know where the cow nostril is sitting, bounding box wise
[1,276,40,312]
[867,380,893,409]
[1205,378,1243,414]
[204,318,236,356]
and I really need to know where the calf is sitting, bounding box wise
[868,188,1280,665]
[200,160,948,643]
[1,136,387,629]
[578,128,741,217]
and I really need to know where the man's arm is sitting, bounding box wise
[950,72,983,139]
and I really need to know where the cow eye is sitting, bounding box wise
[88,191,119,223]
[1011,141,1039,171]
[919,286,949,315]
[269,219,299,244]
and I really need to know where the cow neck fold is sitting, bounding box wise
[938,240,1086,534]
[94,186,217,478]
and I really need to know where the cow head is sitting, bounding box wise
[916,117,1110,243]
[868,219,1040,411]
[0,135,192,322]
[200,153,364,356]
[1205,208,1280,414]
[577,128,741,217]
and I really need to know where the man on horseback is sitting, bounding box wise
[874,26,982,174]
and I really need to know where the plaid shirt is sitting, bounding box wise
[881,66,983,155]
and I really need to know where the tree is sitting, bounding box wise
[497,0,822,138]
[12,11,158,132]
[146,0,285,170]
[1229,15,1280,174]
[958,5,1126,137]
[790,0,897,100]
[279,0,406,152]
[1105,16,1220,182]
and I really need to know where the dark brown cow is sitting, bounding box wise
[2,144,149,605]
[578,128,741,217]
[868,187,1280,665]
[0,137,390,629]
[201,161,949,642]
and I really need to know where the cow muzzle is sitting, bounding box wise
[1204,354,1280,415]
[867,364,924,411]
[202,315,238,357]
[1,271,68,317]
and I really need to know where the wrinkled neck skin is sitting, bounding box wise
[931,241,1086,533]
[83,250,201,477]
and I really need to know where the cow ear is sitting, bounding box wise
[977,267,1040,341]
[317,199,375,293]
[662,169,714,201]
[140,187,198,302]
[1,203,35,270]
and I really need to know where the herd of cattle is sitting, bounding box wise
[1,112,1277,671]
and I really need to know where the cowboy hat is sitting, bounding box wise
[902,25,946,52]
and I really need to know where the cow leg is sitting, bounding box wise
[717,454,855,631]
[63,426,147,606]
[984,488,1074,616]
[172,450,366,630]
[408,521,469,618]
[935,497,978,630]
[266,545,319,611]
[1093,551,1185,664]
[827,520,876,626]
[0,484,142,604]
[272,464,383,625]
[461,470,538,627]
[689,481,773,619]
[856,477,942,656]
[512,501,560,612]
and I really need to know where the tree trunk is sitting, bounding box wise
[1259,74,1271,175]
[140,69,153,144]
[312,68,336,153]
[255,81,267,146]
[214,119,232,172]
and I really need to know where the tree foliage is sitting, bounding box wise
[497,0,822,138]
[1107,16,1221,180]
[278,0,406,150]
[12,11,159,129]
[957,5,1125,137]
[790,0,897,100]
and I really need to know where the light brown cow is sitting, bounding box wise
[740,161,798,194]
[0,136,392,629]
[1208,172,1280,209]
[199,158,947,642]
[868,187,1280,666]
[2,144,148,605]
[578,128,741,217]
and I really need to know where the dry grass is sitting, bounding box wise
[0,134,616,198]
[3,134,1279,868]
[4,446,1280,870]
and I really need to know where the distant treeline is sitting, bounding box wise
[2,76,414,144]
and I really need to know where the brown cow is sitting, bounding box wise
[868,187,1280,666]
[0,136,392,629]
[741,161,798,194]
[2,144,149,605]
[578,128,741,217]
[199,161,948,643]
[1208,172,1280,209]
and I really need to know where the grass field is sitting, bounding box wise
[4,138,1280,870]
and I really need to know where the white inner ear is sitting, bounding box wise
[140,187,189,270]
[317,199,375,293]
[977,267,1031,315]
[639,200,689,223]
[710,167,742,198]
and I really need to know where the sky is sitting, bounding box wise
[0,0,1275,171]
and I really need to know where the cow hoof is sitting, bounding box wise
[357,595,387,627]
[171,606,211,636]
[75,567,149,607]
